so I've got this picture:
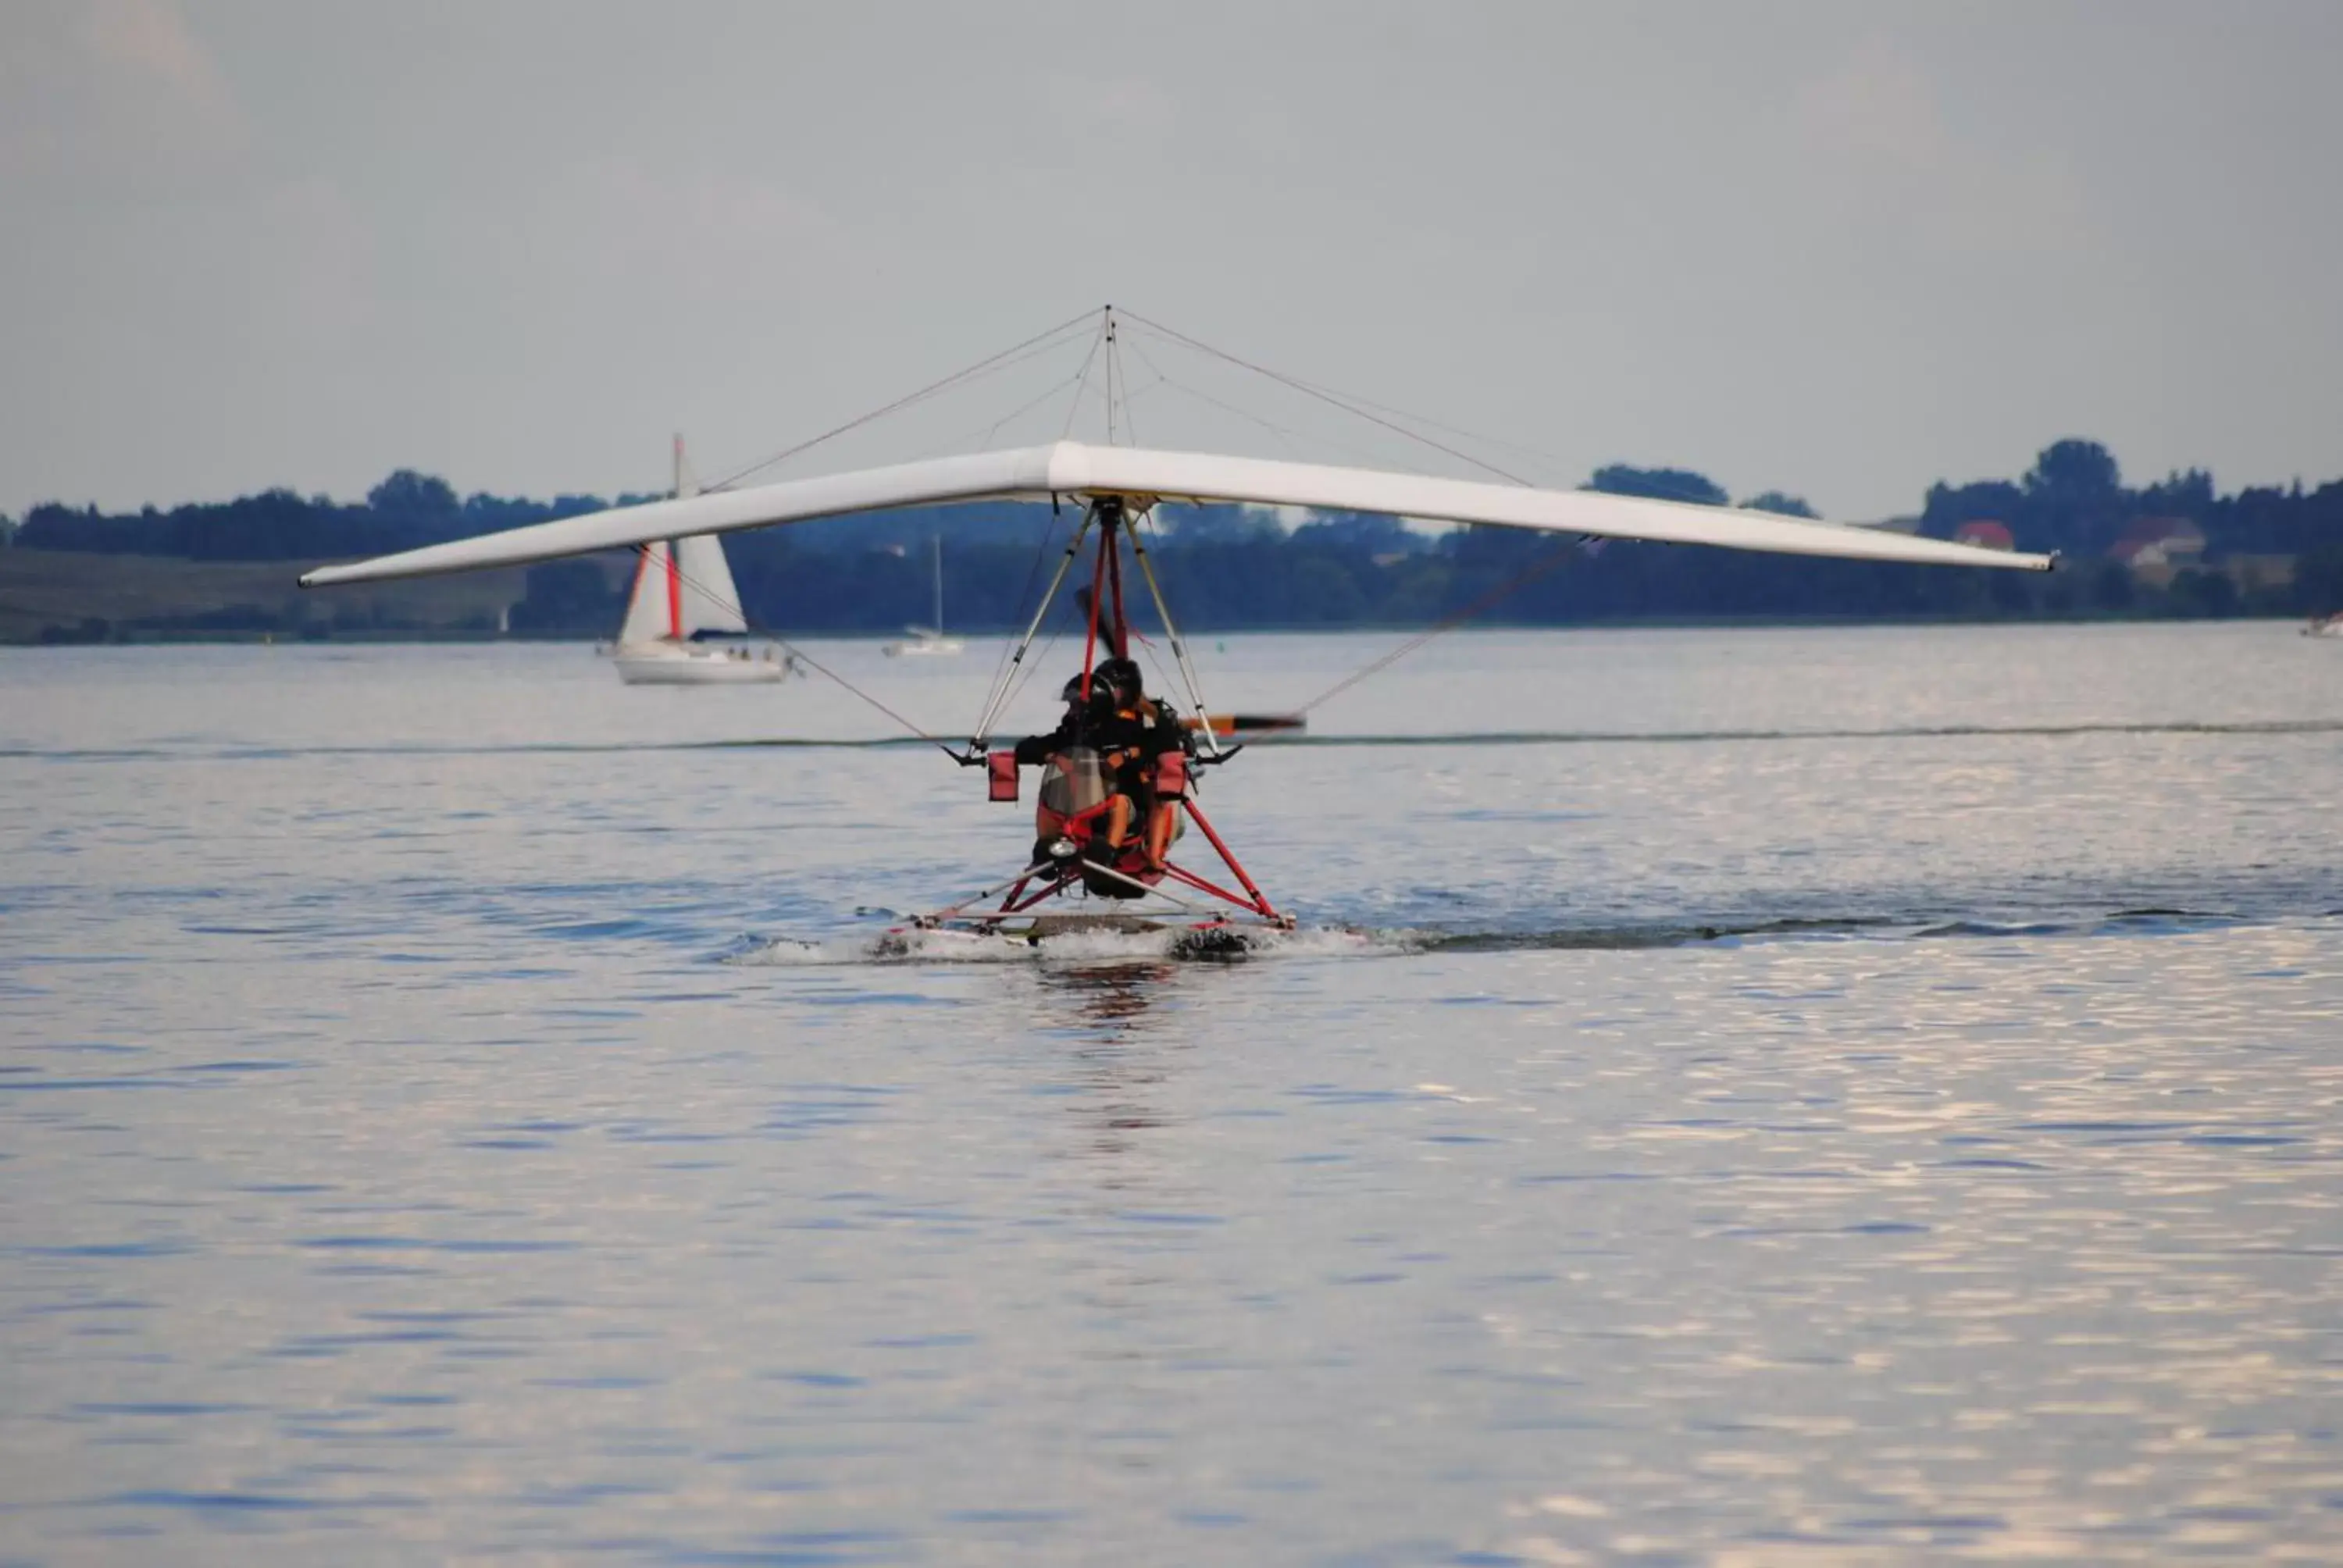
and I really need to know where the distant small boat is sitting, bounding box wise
[883,536,965,657]
[2306,613,2343,639]
[607,437,790,686]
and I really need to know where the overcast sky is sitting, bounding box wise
[5,0,2339,520]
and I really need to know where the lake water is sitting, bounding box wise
[4,622,2341,1564]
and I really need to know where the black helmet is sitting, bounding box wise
[1059,672,1090,704]
[1097,657,1143,703]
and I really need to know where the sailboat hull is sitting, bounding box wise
[610,643,790,685]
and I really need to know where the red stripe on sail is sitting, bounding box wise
[665,541,682,639]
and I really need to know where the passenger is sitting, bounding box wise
[1091,657,1187,872]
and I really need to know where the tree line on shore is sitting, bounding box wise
[8,440,2340,641]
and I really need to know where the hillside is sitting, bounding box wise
[0,549,535,644]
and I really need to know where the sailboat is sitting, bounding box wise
[605,437,790,686]
[883,535,966,657]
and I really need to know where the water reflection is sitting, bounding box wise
[1043,958,1177,1040]
[1032,960,1181,1154]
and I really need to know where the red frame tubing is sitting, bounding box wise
[1080,519,1112,697]
[989,802,1284,921]
[1105,516,1129,659]
[1180,798,1281,919]
[1157,859,1261,911]
[1000,870,1082,914]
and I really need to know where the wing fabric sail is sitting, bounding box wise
[303,448,1059,586]
[1054,447,2056,571]
[302,441,2052,586]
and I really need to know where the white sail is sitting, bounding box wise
[672,534,748,635]
[611,437,754,646]
[619,540,681,643]
[305,441,2056,587]
[614,536,750,641]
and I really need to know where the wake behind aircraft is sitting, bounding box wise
[303,308,2053,952]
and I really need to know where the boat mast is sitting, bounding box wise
[667,435,691,643]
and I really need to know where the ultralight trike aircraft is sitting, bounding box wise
[301,308,2053,950]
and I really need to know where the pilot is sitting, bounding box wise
[1014,673,1111,872]
[1013,672,1100,766]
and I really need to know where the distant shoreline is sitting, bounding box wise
[3,615,2320,650]
[11,434,2338,643]
[5,533,2334,646]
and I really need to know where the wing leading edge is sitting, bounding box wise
[298,440,2052,587]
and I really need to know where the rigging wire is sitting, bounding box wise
[1058,318,1107,440]
[1194,362,1749,508]
[977,501,1077,734]
[1057,365,1171,438]
[1246,376,1579,480]
[707,308,1099,492]
[1129,511,1221,750]
[1145,327,1578,481]
[1125,316,1745,508]
[1121,339,1334,461]
[1126,340,1433,472]
[1003,620,1067,714]
[1118,371,1168,409]
[980,514,1050,676]
[1289,536,1585,717]
[968,509,1100,745]
[649,547,959,752]
[1118,310,1532,486]
[950,365,1094,453]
